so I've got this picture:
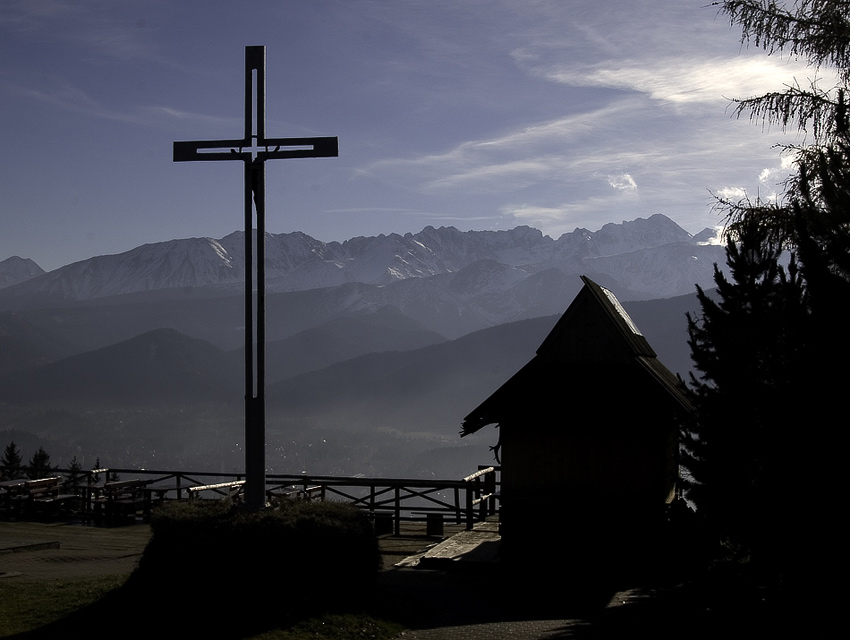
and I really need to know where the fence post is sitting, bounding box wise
[485,469,496,515]
[394,486,401,536]
[477,475,487,521]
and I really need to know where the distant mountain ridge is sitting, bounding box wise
[0,215,719,476]
[0,214,723,307]
[0,256,44,288]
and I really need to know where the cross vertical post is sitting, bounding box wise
[174,46,338,510]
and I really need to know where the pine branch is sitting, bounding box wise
[717,1,850,79]
[730,83,841,140]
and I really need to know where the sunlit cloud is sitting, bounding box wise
[697,225,726,245]
[506,203,574,223]
[760,152,799,184]
[715,186,748,201]
[714,149,797,206]
[503,179,642,235]
[607,172,637,192]
[534,56,825,107]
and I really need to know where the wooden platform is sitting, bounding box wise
[395,520,500,568]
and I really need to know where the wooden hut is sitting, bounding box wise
[461,276,693,578]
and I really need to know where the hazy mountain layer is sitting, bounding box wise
[0,215,714,478]
[0,289,702,477]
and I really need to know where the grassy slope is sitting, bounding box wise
[0,576,403,640]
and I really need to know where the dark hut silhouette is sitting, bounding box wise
[462,275,693,580]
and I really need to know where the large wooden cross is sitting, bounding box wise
[174,46,338,510]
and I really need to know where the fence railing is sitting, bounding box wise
[1,465,500,533]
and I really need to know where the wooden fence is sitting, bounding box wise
[1,465,499,533]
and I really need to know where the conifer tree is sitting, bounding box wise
[683,218,808,568]
[685,0,850,596]
[717,1,850,256]
[1,441,24,480]
[65,456,83,491]
[27,446,54,479]
[91,458,102,484]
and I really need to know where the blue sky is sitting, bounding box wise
[0,0,817,271]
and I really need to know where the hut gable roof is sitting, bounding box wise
[461,276,692,436]
[536,275,655,362]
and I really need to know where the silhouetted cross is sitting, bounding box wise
[174,46,338,510]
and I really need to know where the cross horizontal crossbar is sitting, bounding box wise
[173,136,338,162]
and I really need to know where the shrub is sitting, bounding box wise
[128,499,380,628]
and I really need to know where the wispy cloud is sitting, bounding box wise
[0,0,80,27]
[504,187,641,235]
[0,0,182,71]
[0,75,237,132]
[0,0,826,269]
[359,87,771,201]
[359,100,633,192]
[353,22,813,236]
[534,56,822,107]
[147,106,241,130]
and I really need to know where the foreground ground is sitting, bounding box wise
[0,518,815,639]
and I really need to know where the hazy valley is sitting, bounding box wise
[0,215,717,479]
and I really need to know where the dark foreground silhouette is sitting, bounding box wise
[4,551,821,640]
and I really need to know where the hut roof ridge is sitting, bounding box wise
[460,275,691,436]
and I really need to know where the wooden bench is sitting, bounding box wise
[93,479,153,524]
[12,477,78,517]
[186,480,246,501]
[267,485,324,502]
[0,478,29,515]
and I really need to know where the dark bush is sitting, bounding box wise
[128,499,380,627]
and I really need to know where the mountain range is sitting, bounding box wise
[0,214,719,477]
[0,213,721,305]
